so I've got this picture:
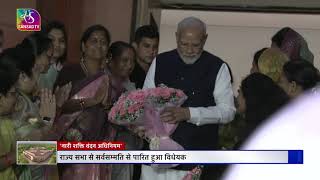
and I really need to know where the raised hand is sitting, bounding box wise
[39,89,56,122]
[52,62,63,71]
[55,82,72,108]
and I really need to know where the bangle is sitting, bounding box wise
[79,99,85,110]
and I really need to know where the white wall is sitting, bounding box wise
[159,10,320,93]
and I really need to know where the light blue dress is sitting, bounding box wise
[38,65,59,90]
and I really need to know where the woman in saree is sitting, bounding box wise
[104,41,136,102]
[4,33,57,180]
[8,33,55,137]
[53,24,113,180]
[103,41,143,180]
[0,52,20,180]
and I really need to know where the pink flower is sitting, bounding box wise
[109,109,117,120]
[128,105,136,114]
[119,99,126,108]
[128,90,147,102]
[161,89,171,99]
[149,87,163,97]
[119,108,127,117]
[108,87,187,125]
[176,90,185,98]
[134,103,144,111]
[118,94,126,101]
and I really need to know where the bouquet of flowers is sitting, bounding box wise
[108,85,187,152]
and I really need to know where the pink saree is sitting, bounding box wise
[53,71,114,180]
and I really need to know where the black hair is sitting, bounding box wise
[26,32,52,57]
[80,24,111,52]
[0,51,19,95]
[271,27,292,47]
[107,41,136,62]
[240,73,289,142]
[253,47,268,67]
[2,47,34,77]
[42,21,67,36]
[134,25,159,44]
[283,59,320,90]
[5,33,52,77]
[42,20,67,63]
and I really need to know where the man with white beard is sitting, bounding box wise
[142,17,235,180]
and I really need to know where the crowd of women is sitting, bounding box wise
[0,19,319,180]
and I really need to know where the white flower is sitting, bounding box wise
[149,136,160,150]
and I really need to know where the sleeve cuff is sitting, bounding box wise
[188,107,201,126]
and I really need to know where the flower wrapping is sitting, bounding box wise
[108,86,187,167]
[108,86,187,127]
[182,165,203,180]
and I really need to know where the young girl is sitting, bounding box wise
[39,21,67,90]
[278,59,320,98]
[236,73,289,147]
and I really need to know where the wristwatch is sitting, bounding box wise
[43,117,51,121]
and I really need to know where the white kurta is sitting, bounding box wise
[141,56,236,180]
[143,58,236,125]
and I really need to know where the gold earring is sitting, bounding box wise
[106,54,112,64]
